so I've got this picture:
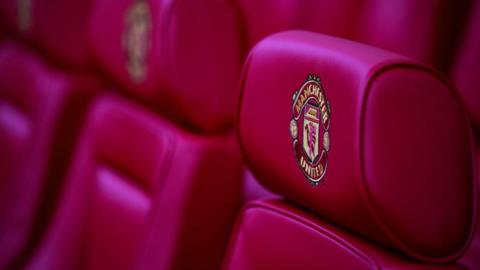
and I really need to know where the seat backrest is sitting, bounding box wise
[0,41,97,269]
[28,95,242,270]
[0,0,95,69]
[235,0,468,72]
[225,31,476,268]
[88,0,243,133]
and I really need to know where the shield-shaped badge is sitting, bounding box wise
[290,74,331,186]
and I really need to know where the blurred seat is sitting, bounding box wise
[88,0,243,133]
[224,31,476,269]
[453,1,480,269]
[0,41,98,269]
[0,2,101,268]
[11,0,246,269]
[27,95,242,270]
[0,0,96,70]
[452,0,480,137]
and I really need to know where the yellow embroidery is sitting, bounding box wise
[123,1,152,83]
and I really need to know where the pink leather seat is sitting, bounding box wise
[28,95,242,270]
[223,31,476,269]
[0,41,98,269]
[0,0,95,69]
[88,0,243,133]
[20,1,245,269]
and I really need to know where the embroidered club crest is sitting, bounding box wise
[123,0,152,83]
[290,74,331,185]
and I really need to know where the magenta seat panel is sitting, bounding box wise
[28,95,242,270]
[0,0,95,68]
[87,167,151,270]
[31,0,95,68]
[236,0,464,70]
[452,0,480,134]
[0,41,97,268]
[240,169,277,204]
[235,0,312,49]
[235,0,470,204]
[223,200,465,270]
[0,0,30,35]
[355,0,457,69]
[0,100,31,184]
[237,31,476,262]
[89,0,243,132]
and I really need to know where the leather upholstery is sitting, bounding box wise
[237,31,476,262]
[452,1,480,268]
[235,0,465,71]
[0,0,95,69]
[223,200,466,270]
[234,0,472,209]
[27,95,242,270]
[452,0,480,136]
[89,0,243,133]
[0,41,98,268]
[0,1,478,269]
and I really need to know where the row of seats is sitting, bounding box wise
[0,0,479,269]
[0,0,244,269]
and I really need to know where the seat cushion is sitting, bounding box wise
[237,31,476,262]
[223,200,465,270]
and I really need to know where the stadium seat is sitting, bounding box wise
[0,41,98,269]
[0,0,95,69]
[88,0,243,133]
[233,0,472,205]
[224,31,476,269]
[6,0,247,268]
[27,95,242,270]
[1,1,245,269]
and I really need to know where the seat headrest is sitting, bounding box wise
[88,0,243,133]
[0,0,95,68]
[237,31,476,262]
